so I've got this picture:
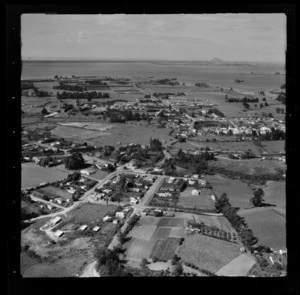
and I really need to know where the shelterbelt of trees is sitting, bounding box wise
[56,91,110,100]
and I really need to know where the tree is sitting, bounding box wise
[215,193,230,213]
[41,108,49,115]
[276,108,280,114]
[259,103,264,108]
[171,254,180,265]
[173,263,183,276]
[268,112,273,118]
[250,188,265,207]
[64,152,85,170]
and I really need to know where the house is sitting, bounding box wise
[199,179,207,186]
[188,180,196,185]
[54,230,64,238]
[50,216,62,225]
[130,197,138,205]
[79,225,88,231]
[192,189,200,195]
[211,195,216,202]
[56,198,62,204]
[192,174,199,179]
[68,188,76,194]
[103,216,112,222]
[92,226,100,232]
[115,212,125,219]
[112,219,119,224]
[123,206,132,213]
[80,167,96,175]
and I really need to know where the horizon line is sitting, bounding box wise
[22,57,285,64]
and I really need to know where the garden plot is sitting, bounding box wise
[150,227,171,241]
[150,237,181,261]
[157,217,186,228]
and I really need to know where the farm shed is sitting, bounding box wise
[54,230,64,238]
[79,225,88,231]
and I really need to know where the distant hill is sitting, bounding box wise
[210,58,224,65]
[208,58,255,66]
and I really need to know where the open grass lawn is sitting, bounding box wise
[208,158,286,175]
[261,140,285,154]
[22,263,70,277]
[86,124,174,146]
[92,170,109,180]
[36,185,72,200]
[128,225,157,241]
[262,181,285,209]
[22,163,68,189]
[51,125,111,140]
[177,187,215,211]
[178,234,241,273]
[206,174,253,210]
[63,203,117,226]
[150,237,181,261]
[239,208,286,250]
[125,238,155,260]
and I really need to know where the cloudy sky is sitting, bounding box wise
[21,14,286,62]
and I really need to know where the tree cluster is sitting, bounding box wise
[195,82,210,88]
[276,93,286,105]
[152,78,179,86]
[215,193,257,248]
[207,108,225,117]
[250,188,265,207]
[64,152,86,170]
[57,91,110,100]
[33,86,51,97]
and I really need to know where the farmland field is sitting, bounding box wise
[91,170,109,180]
[150,237,181,261]
[22,163,68,189]
[239,208,286,250]
[208,158,286,175]
[62,203,117,226]
[51,125,110,139]
[262,181,285,209]
[178,234,241,273]
[177,187,216,211]
[206,174,254,210]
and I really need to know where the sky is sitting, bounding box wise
[21,14,286,63]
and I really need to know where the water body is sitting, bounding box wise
[22,61,285,93]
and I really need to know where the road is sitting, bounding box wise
[80,261,100,277]
[108,176,165,250]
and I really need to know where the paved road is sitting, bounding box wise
[216,254,257,277]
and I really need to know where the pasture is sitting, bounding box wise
[22,163,68,189]
[62,203,117,226]
[177,234,241,274]
[206,174,254,210]
[208,158,286,175]
[239,208,286,250]
[177,187,216,211]
[262,181,285,209]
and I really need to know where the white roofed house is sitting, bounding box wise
[103,216,112,222]
[115,211,125,220]
[79,225,88,231]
